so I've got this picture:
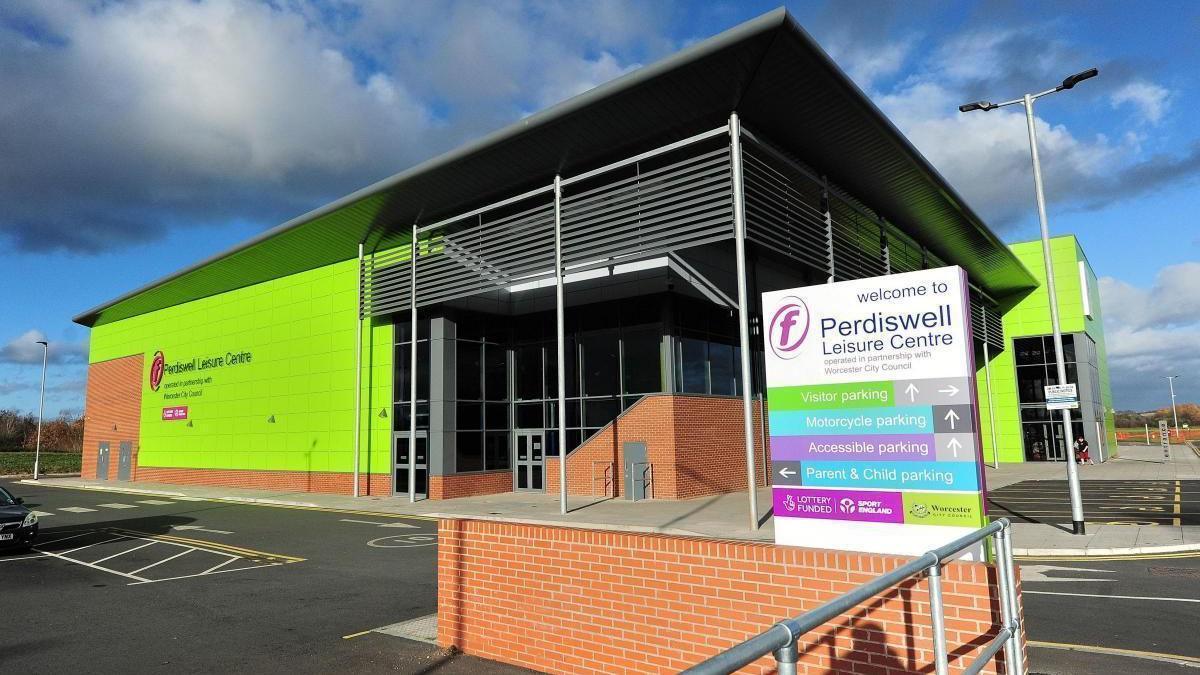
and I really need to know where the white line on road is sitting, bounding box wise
[129,547,195,575]
[91,540,160,564]
[170,497,208,502]
[1026,590,1200,603]
[35,531,96,546]
[136,500,176,505]
[33,547,149,583]
[128,561,283,585]
[60,536,130,556]
[201,557,239,575]
[96,503,138,509]
[0,553,49,562]
[59,507,97,513]
[339,518,417,529]
[31,511,53,517]
[171,525,234,535]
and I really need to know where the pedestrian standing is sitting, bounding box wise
[1074,436,1093,465]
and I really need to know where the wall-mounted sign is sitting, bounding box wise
[1044,383,1079,411]
[162,406,188,421]
[763,266,989,559]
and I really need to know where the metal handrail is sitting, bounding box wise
[631,461,653,500]
[591,461,614,497]
[682,518,1022,675]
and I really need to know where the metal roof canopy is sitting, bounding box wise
[74,7,1035,328]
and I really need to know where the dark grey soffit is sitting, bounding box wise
[73,7,1035,328]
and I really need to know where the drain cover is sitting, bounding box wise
[1149,566,1200,578]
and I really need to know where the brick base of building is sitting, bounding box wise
[438,518,1024,674]
[429,471,514,499]
[133,466,393,496]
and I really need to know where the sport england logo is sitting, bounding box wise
[768,297,810,360]
[150,351,165,391]
[838,498,856,514]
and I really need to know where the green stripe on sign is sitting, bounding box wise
[767,382,894,410]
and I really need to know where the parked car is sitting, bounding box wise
[0,485,38,551]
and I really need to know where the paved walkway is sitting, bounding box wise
[23,442,1200,557]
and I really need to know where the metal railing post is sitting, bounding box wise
[773,637,798,675]
[998,526,1025,675]
[927,563,950,675]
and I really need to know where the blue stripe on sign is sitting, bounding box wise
[769,406,935,436]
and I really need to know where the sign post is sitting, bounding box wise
[1160,420,1171,462]
[762,266,989,560]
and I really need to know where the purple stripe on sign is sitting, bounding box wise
[770,434,935,461]
[773,488,904,523]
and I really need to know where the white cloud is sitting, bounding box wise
[1110,81,1172,124]
[0,329,87,365]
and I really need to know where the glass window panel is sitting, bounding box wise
[455,432,483,472]
[1014,337,1043,366]
[485,344,507,401]
[393,343,410,402]
[392,402,430,431]
[622,328,662,394]
[416,341,430,400]
[456,403,482,430]
[678,335,708,393]
[581,331,620,396]
[456,315,485,341]
[621,299,661,328]
[1016,365,1048,403]
[544,338,578,399]
[516,403,542,429]
[567,430,582,454]
[1062,336,1077,364]
[485,403,508,430]
[1042,336,1057,365]
[709,341,735,396]
[580,303,618,332]
[485,431,510,471]
[516,344,543,400]
[456,341,482,400]
[584,398,621,428]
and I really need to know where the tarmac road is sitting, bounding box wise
[0,479,530,675]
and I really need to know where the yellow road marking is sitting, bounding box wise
[1028,640,1200,666]
[112,528,305,563]
[1020,550,1200,562]
[342,630,372,640]
[1175,480,1183,527]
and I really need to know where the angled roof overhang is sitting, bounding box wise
[74,7,1035,328]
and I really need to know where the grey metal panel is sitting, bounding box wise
[96,442,110,481]
[623,441,648,501]
[117,442,132,481]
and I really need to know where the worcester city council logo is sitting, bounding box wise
[150,351,165,391]
[768,296,810,360]
[908,503,929,519]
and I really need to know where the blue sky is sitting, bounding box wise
[1,0,1198,415]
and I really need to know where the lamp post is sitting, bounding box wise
[960,67,1098,536]
[1166,375,1181,438]
[33,340,49,481]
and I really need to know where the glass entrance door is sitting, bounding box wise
[394,431,428,499]
[514,430,544,492]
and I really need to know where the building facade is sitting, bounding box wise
[75,10,1114,498]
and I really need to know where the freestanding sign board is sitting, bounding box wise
[762,266,989,559]
[1160,420,1171,460]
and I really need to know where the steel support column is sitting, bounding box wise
[554,175,568,515]
[729,112,759,530]
[409,224,418,503]
[353,242,364,497]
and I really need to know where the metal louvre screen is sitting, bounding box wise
[969,291,1004,352]
[829,196,887,282]
[559,138,734,267]
[741,143,828,272]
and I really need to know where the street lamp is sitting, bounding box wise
[960,67,1099,536]
[33,340,48,481]
[1165,375,1181,438]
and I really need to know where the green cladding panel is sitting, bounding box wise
[89,258,393,476]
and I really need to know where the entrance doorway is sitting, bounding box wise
[1023,422,1068,461]
[394,431,428,499]
[514,430,544,492]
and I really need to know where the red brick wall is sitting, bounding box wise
[547,394,768,500]
[82,354,144,479]
[429,471,513,499]
[438,519,1024,675]
[134,467,392,496]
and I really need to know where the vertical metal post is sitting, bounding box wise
[409,224,418,503]
[33,341,48,481]
[1167,376,1181,437]
[927,563,950,675]
[353,243,364,497]
[772,639,798,675]
[759,391,770,486]
[1146,423,1151,446]
[554,175,568,515]
[998,525,1025,675]
[994,527,1021,675]
[982,306,1000,469]
[1095,420,1104,463]
[1024,93,1084,535]
[729,113,759,531]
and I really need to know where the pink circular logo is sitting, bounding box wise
[768,298,810,360]
[150,351,165,391]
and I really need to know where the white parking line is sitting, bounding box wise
[59,507,97,513]
[61,536,130,557]
[34,546,149,583]
[1026,590,1200,604]
[35,531,96,546]
[91,540,160,564]
[0,553,49,562]
[129,547,195,575]
[339,518,418,529]
[136,500,175,505]
[170,497,207,502]
[201,557,238,575]
[129,561,283,585]
[97,503,138,509]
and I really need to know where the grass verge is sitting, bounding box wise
[0,452,82,475]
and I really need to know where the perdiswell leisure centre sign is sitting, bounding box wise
[763,266,989,559]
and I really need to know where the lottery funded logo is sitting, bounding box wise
[768,296,810,360]
[150,351,165,391]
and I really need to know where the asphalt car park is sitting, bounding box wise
[0,479,529,674]
[988,479,1200,526]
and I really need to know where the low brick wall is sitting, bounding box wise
[134,467,392,495]
[429,470,513,499]
[438,518,1023,674]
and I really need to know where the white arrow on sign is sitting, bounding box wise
[904,383,919,402]
[1021,564,1115,583]
[938,384,960,397]
[946,437,962,458]
[171,525,233,535]
[944,409,960,430]
[778,467,796,479]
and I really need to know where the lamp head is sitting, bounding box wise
[1061,68,1099,90]
[35,340,48,346]
[958,101,997,113]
